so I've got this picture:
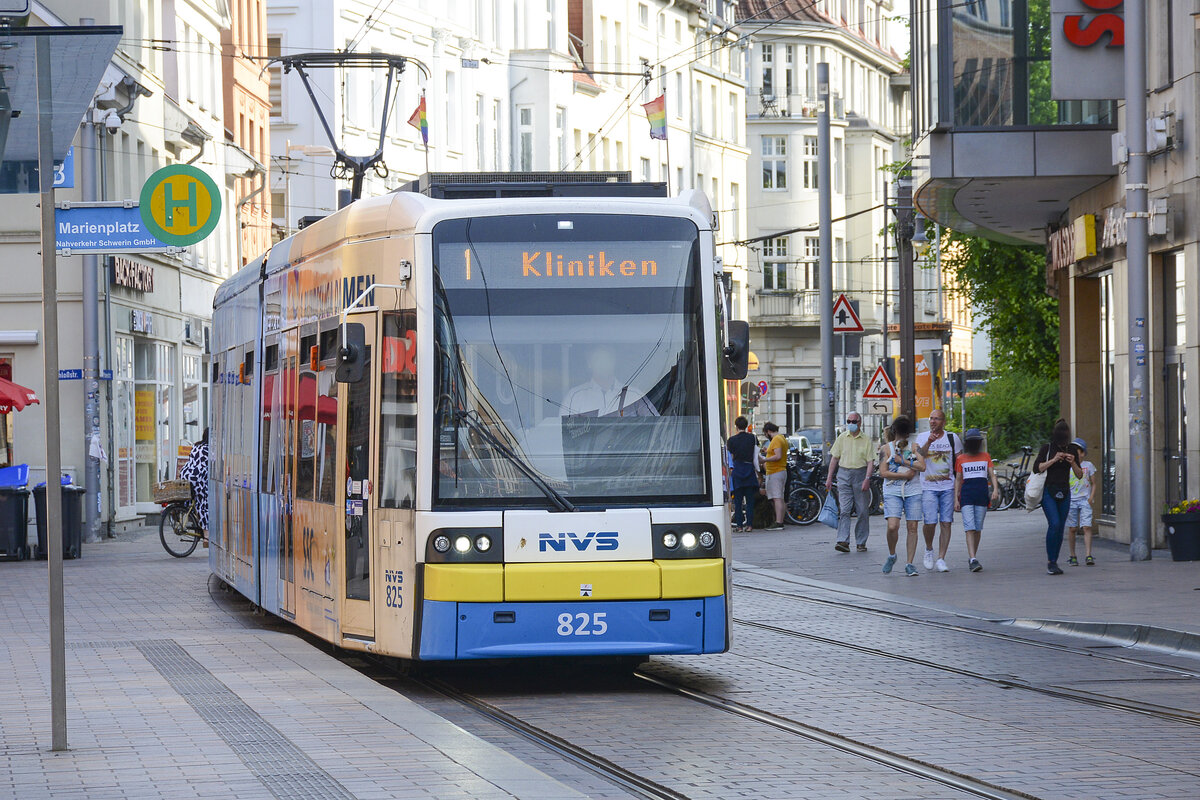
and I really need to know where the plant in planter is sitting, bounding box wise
[1161,500,1200,561]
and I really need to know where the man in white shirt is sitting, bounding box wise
[561,347,658,417]
[913,409,962,573]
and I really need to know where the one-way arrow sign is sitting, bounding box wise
[862,364,899,400]
[832,293,864,333]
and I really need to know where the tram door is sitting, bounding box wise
[341,315,375,639]
[280,332,298,618]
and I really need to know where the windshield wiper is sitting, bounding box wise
[453,409,576,512]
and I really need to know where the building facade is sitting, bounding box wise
[736,0,914,439]
[911,0,1193,547]
[223,0,273,265]
[0,1,254,532]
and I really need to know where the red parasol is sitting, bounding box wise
[0,376,39,414]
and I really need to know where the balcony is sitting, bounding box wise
[750,289,822,325]
[752,91,844,121]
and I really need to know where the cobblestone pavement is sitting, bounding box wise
[3,518,1200,799]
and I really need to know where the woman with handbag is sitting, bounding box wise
[1032,419,1083,574]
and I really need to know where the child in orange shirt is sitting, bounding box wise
[954,428,1000,572]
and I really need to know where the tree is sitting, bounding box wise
[938,229,1059,381]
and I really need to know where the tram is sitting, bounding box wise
[209,173,749,661]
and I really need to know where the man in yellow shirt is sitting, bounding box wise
[761,421,789,530]
[825,411,876,552]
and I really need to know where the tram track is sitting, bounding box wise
[633,670,1035,800]
[731,615,1200,729]
[732,575,1200,678]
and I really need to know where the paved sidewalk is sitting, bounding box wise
[0,529,586,800]
[734,508,1200,645]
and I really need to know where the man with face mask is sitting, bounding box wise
[826,411,876,552]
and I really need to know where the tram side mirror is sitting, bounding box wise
[722,320,750,380]
[336,323,366,383]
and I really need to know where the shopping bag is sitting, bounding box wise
[817,492,839,528]
[1023,470,1046,511]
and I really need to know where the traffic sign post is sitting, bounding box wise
[863,364,899,401]
[832,292,864,333]
[139,164,222,247]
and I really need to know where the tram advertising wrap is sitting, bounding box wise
[209,178,744,664]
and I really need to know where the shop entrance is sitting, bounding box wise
[1163,251,1188,506]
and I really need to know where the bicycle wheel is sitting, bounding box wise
[989,477,1007,511]
[999,479,1017,510]
[869,479,884,516]
[786,485,824,526]
[160,504,200,558]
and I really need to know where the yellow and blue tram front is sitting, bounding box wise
[413,210,728,659]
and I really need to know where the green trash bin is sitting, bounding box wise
[33,481,83,560]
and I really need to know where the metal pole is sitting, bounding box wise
[36,35,68,752]
[1125,0,1151,561]
[882,180,889,359]
[81,117,101,544]
[817,63,834,461]
[897,177,916,421]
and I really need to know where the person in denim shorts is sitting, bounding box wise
[880,415,926,577]
[953,428,1000,573]
[914,410,963,573]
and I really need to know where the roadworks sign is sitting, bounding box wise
[862,364,899,400]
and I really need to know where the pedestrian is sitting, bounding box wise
[179,428,210,534]
[825,410,876,553]
[761,421,788,531]
[1065,437,1097,566]
[953,428,999,573]
[880,415,926,576]
[1033,418,1083,575]
[727,416,759,532]
[914,409,962,572]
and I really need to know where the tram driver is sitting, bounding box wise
[560,346,659,418]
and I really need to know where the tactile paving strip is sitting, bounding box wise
[128,639,357,800]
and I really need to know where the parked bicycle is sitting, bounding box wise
[785,448,826,526]
[994,445,1034,510]
[153,480,204,558]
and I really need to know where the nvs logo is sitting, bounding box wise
[538,531,619,552]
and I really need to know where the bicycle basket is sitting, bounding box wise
[152,480,192,503]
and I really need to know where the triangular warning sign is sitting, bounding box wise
[862,364,899,400]
[832,293,864,333]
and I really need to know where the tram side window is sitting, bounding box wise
[261,344,279,492]
[210,355,222,478]
[379,311,417,509]
[315,329,339,504]
[296,333,318,501]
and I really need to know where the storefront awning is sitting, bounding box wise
[0,376,39,413]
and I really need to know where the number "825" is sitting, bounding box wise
[556,612,608,636]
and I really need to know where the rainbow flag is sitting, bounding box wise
[642,94,667,140]
[407,94,428,145]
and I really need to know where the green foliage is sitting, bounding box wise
[1027,0,1056,125]
[945,372,1059,458]
[940,228,1059,380]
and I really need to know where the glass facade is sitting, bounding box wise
[915,0,1116,132]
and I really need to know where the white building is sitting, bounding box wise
[267,0,749,306]
[736,0,918,437]
[0,1,255,529]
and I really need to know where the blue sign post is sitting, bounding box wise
[55,204,170,254]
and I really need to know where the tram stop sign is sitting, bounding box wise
[139,164,222,247]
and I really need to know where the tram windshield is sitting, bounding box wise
[431,214,708,508]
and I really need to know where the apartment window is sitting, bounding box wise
[806,46,816,97]
[711,177,719,208]
[710,85,718,137]
[616,140,624,169]
[674,73,684,117]
[638,3,649,27]
[445,71,458,149]
[731,44,743,77]
[761,43,774,97]
[658,13,666,38]
[696,172,703,191]
[728,92,739,144]
[599,16,608,68]
[858,0,866,31]
[640,157,651,181]
[492,99,501,169]
[802,135,818,189]
[786,391,804,434]
[613,22,623,86]
[784,44,795,99]
[762,237,788,290]
[710,36,720,69]
[762,135,787,189]
[517,105,534,170]
[555,106,566,169]
[574,129,583,168]
[730,183,740,239]
[695,79,703,131]
[675,19,682,42]
[268,36,283,117]
[802,237,820,290]
[676,166,683,190]
[833,137,844,194]
[476,95,486,170]
[547,0,557,50]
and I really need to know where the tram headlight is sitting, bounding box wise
[662,531,678,549]
[433,535,451,553]
[680,531,698,549]
[699,531,715,549]
[474,534,492,553]
[453,535,473,553]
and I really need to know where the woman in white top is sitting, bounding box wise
[879,415,926,577]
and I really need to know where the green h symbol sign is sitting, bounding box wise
[163,180,198,229]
